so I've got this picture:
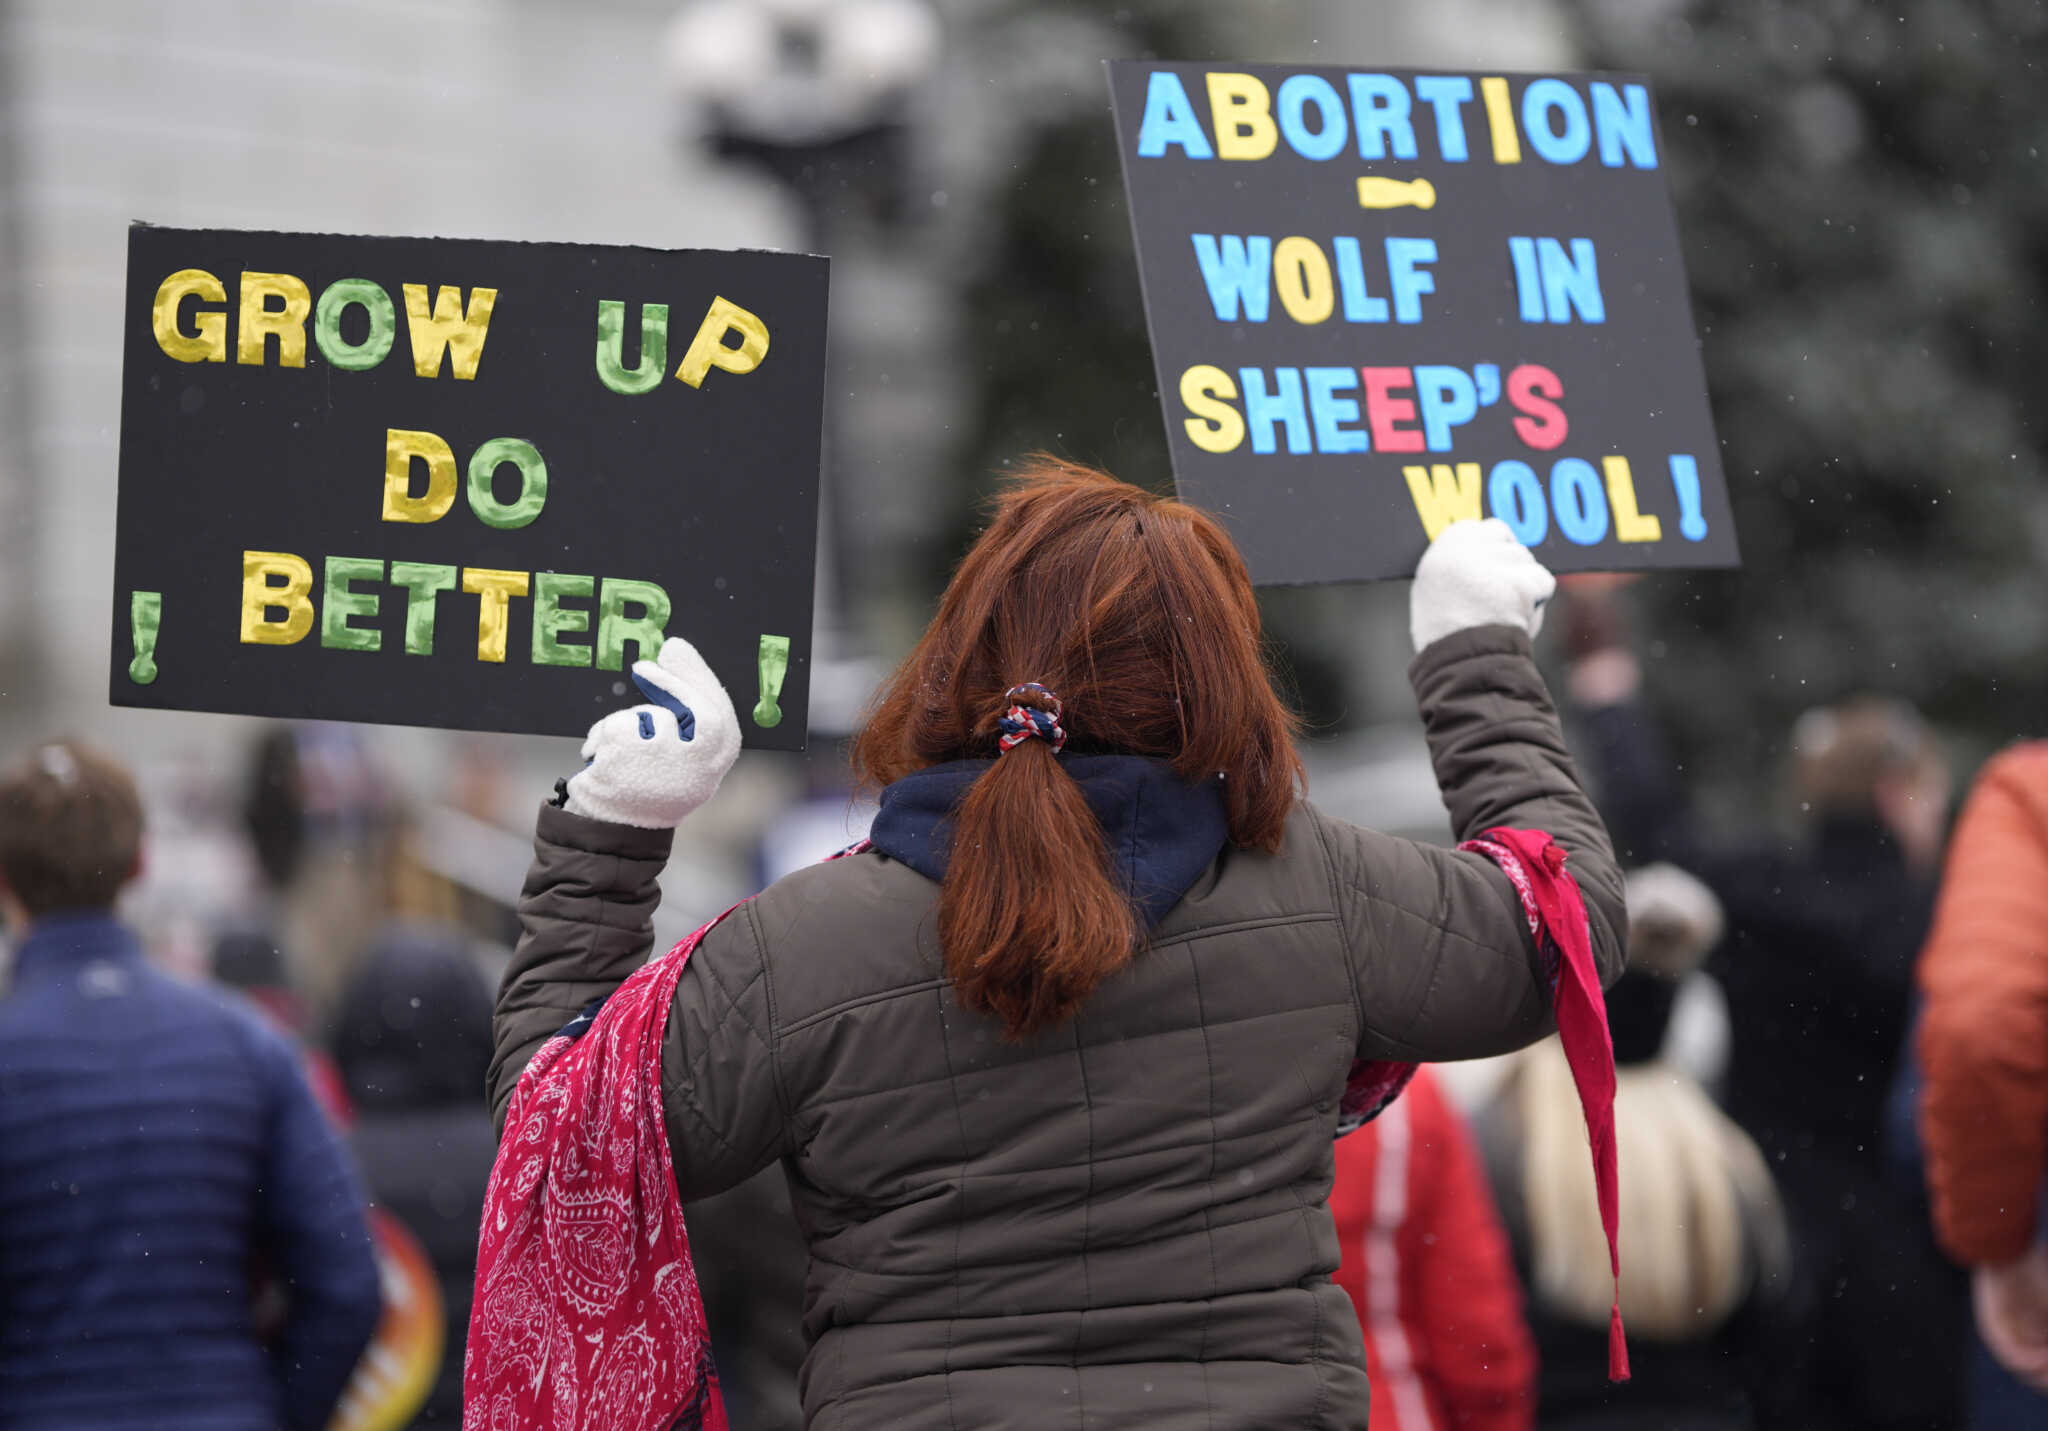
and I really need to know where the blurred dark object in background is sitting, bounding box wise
[1572,0,2048,814]
[213,923,355,1127]
[670,0,940,230]
[244,726,309,892]
[1563,584,1970,1429]
[332,928,501,1427]
[686,1170,810,1431]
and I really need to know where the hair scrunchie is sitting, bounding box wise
[997,684,1067,755]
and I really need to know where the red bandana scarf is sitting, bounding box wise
[1459,827,1628,1382]
[1340,827,1626,1381]
[466,827,1626,1427]
[464,904,739,1431]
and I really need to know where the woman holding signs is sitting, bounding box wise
[470,461,1629,1430]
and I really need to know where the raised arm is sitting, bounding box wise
[488,637,741,1130]
[489,806,673,1129]
[1330,521,1627,1063]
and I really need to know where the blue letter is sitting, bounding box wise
[1550,458,1609,544]
[1592,82,1658,168]
[1238,367,1311,454]
[1522,78,1591,164]
[1414,366,1478,451]
[1137,72,1214,158]
[1384,237,1437,323]
[1489,460,1547,544]
[1508,236,1545,321]
[1346,74,1417,159]
[1539,237,1604,323]
[1191,235,1272,322]
[1305,367,1370,453]
[1276,75,1348,160]
[1413,75,1474,161]
[1333,237,1390,322]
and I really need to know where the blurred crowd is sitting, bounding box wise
[6,570,2048,1429]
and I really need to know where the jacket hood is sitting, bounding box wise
[868,754,1230,926]
[332,927,495,1110]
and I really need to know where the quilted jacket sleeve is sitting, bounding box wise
[489,802,674,1131]
[1916,742,2048,1266]
[1322,624,1627,1062]
[657,903,801,1201]
[491,802,795,1200]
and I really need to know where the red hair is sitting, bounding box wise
[854,459,1303,1038]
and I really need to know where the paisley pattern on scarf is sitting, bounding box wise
[464,906,737,1431]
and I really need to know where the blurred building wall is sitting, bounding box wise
[0,0,798,760]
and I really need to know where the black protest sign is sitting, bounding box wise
[111,225,825,745]
[1107,62,1737,584]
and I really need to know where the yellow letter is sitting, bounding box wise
[462,568,530,663]
[404,284,498,380]
[1402,463,1484,539]
[1479,77,1522,164]
[1206,72,1278,160]
[240,551,314,645]
[1272,237,1335,324]
[1179,365,1245,453]
[152,269,227,363]
[237,272,312,367]
[382,429,459,524]
[1602,455,1663,542]
[675,296,769,388]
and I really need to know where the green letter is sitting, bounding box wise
[389,561,457,655]
[313,279,397,371]
[595,301,669,395]
[532,572,595,667]
[596,577,669,670]
[320,556,384,652]
[466,437,547,530]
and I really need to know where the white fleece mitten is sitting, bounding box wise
[562,637,742,828]
[1408,518,1557,654]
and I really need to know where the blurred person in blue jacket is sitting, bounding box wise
[0,739,382,1431]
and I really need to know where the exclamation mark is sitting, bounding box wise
[753,634,790,728]
[128,591,162,685]
[1667,455,1709,541]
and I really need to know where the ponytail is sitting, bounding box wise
[939,690,1137,1038]
[853,458,1304,1042]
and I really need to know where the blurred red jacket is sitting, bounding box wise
[1332,1066,1536,1431]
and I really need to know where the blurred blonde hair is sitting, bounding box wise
[1516,1039,1788,1342]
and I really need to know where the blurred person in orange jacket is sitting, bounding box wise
[1917,742,2048,1396]
[1331,1064,1537,1431]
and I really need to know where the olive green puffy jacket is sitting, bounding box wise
[490,624,1625,1430]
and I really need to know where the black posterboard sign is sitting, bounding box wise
[1107,62,1737,583]
[111,225,826,745]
